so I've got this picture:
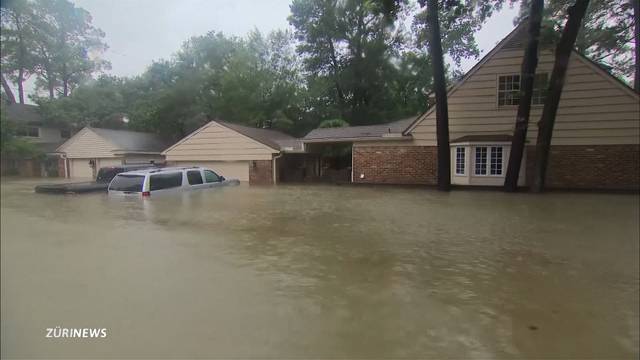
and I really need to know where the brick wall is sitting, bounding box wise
[525,145,639,190]
[352,146,437,185]
[249,160,273,185]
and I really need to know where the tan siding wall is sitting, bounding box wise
[412,49,640,146]
[164,122,275,161]
[59,128,117,158]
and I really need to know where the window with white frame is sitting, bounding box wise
[475,146,504,176]
[498,73,548,106]
[475,147,487,175]
[455,147,465,175]
[490,147,503,175]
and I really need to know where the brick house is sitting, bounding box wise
[304,22,639,190]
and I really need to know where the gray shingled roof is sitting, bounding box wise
[3,103,43,125]
[90,127,169,153]
[303,117,416,142]
[218,121,304,152]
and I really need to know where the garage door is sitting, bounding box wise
[173,161,250,182]
[69,159,93,179]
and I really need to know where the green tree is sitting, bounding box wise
[517,0,637,84]
[289,0,411,125]
[31,0,109,97]
[0,0,37,104]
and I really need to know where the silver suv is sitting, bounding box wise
[108,166,239,197]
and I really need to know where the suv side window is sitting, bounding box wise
[149,172,183,191]
[204,170,221,183]
[187,170,203,185]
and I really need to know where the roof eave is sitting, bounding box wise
[303,135,412,143]
[112,150,163,155]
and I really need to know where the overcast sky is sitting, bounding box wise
[18,0,521,101]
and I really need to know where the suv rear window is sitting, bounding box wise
[149,172,183,191]
[187,170,203,185]
[109,174,145,192]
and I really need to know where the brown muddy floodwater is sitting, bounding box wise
[1,178,638,359]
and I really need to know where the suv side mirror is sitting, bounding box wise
[219,176,225,182]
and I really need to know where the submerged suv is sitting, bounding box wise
[107,166,239,197]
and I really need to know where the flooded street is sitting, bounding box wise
[1,178,638,359]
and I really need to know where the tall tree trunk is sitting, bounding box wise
[633,0,639,93]
[17,68,25,104]
[504,0,544,192]
[531,0,590,193]
[1,73,16,104]
[426,0,451,191]
[48,80,55,99]
[327,40,347,118]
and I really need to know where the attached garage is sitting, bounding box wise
[56,127,168,179]
[163,120,303,185]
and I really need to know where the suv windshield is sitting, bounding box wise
[109,174,145,192]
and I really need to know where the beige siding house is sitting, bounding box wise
[349,22,640,190]
[162,120,303,184]
[56,127,167,179]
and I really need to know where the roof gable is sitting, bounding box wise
[57,127,168,157]
[89,127,168,153]
[56,127,118,157]
[404,22,640,135]
[162,121,284,162]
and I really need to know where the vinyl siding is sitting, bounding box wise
[411,48,640,146]
[58,128,117,158]
[164,122,275,161]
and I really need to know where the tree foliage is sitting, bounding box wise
[0,0,108,102]
[517,0,637,80]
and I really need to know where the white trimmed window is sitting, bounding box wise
[475,147,487,175]
[475,146,504,176]
[498,73,548,106]
[490,146,503,175]
[455,147,465,175]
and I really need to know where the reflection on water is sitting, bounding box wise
[1,178,638,358]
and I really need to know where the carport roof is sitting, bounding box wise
[303,117,416,143]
